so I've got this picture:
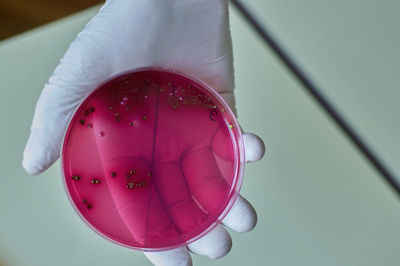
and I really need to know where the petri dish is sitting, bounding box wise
[61,68,245,251]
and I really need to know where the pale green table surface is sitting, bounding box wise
[1,1,400,266]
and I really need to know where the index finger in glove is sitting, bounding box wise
[22,9,114,175]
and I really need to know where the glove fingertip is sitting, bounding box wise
[188,225,232,260]
[144,247,192,266]
[22,133,59,176]
[243,132,265,162]
[22,158,44,176]
[223,195,257,233]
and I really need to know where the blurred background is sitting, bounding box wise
[1,0,400,266]
[0,0,103,40]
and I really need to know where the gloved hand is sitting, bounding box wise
[23,0,265,265]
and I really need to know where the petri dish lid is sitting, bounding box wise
[61,68,245,251]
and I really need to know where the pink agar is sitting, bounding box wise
[62,69,244,250]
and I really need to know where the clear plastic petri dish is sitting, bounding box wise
[61,68,245,251]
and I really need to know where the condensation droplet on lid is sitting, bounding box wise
[129,169,136,175]
[144,95,148,100]
[109,106,112,110]
[129,122,133,127]
[72,175,80,181]
[123,96,129,101]
[126,106,131,111]
[115,112,120,117]
[87,123,93,128]
[147,172,151,177]
[142,115,147,121]
[98,131,105,137]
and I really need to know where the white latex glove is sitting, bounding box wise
[23,0,265,265]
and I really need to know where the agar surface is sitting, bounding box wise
[63,70,239,250]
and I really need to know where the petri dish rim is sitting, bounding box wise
[60,67,245,251]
